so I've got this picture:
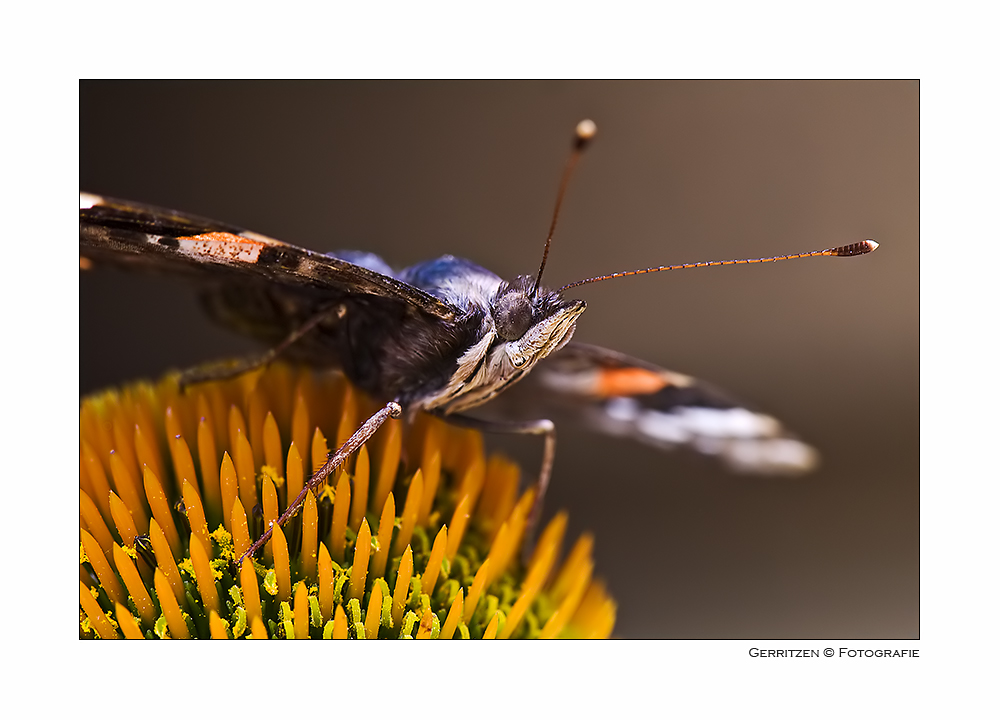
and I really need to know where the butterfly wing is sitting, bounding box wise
[80,193,475,403]
[494,341,818,474]
[80,193,459,321]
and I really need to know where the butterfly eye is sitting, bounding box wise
[494,291,533,341]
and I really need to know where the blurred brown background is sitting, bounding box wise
[80,81,917,638]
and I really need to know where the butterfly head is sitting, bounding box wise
[422,272,584,414]
[492,275,586,369]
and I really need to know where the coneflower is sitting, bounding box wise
[79,363,615,639]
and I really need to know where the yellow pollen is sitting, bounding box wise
[80,364,615,639]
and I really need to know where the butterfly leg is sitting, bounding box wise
[235,399,402,568]
[434,412,556,561]
[178,304,344,389]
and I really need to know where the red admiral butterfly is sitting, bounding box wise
[80,120,877,563]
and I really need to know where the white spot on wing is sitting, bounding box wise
[80,193,101,209]
[678,407,781,438]
[605,397,641,422]
[600,403,816,473]
[725,438,818,473]
[636,410,692,443]
[633,406,780,444]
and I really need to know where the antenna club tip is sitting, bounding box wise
[575,119,597,144]
[829,239,879,257]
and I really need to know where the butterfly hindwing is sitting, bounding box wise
[514,342,818,474]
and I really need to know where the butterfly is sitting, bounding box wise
[79,120,877,563]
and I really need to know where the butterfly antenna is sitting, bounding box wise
[532,119,597,296]
[559,239,879,292]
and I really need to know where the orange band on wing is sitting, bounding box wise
[595,368,670,398]
[177,232,266,263]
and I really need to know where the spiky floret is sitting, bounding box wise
[80,363,615,639]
